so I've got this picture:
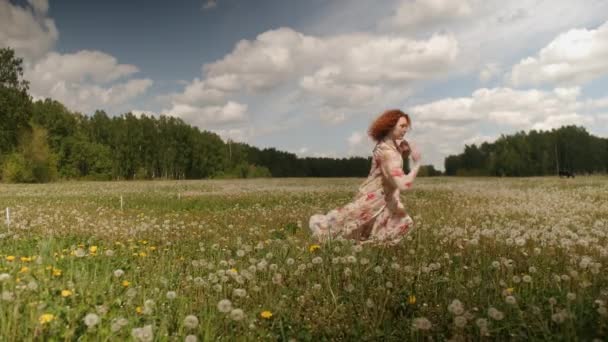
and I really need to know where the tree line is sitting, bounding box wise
[444,126,608,176]
[1,47,393,182]
[7,46,604,182]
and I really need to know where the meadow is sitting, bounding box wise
[0,176,607,341]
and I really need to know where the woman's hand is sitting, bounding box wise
[409,142,421,163]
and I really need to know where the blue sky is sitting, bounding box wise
[3,0,608,170]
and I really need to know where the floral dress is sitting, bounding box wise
[309,138,420,245]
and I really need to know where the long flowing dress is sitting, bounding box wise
[309,138,420,245]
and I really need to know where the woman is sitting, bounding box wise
[309,109,422,245]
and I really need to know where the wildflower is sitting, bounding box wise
[230,308,245,321]
[408,295,417,305]
[27,280,38,290]
[111,317,128,332]
[260,310,273,319]
[454,316,467,328]
[89,246,98,254]
[233,288,247,298]
[136,306,143,314]
[185,335,198,342]
[217,299,232,313]
[312,257,322,264]
[61,289,73,297]
[505,295,517,305]
[19,266,29,273]
[475,318,488,328]
[1,291,14,301]
[122,280,131,287]
[567,293,576,301]
[448,299,464,315]
[272,273,283,285]
[39,313,55,324]
[6,256,15,262]
[412,317,432,331]
[143,300,155,314]
[488,307,504,321]
[183,315,199,329]
[0,273,9,281]
[131,325,153,342]
[83,313,100,327]
[52,268,62,277]
[166,291,177,300]
[114,269,124,277]
[74,248,86,257]
[309,244,320,253]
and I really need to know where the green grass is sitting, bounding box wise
[0,176,607,341]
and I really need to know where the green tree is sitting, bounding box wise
[0,47,32,160]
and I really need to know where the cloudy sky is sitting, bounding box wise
[2,0,608,170]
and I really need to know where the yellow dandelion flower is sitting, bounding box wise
[20,256,32,262]
[89,246,98,254]
[148,246,157,251]
[6,256,15,262]
[230,268,238,273]
[138,252,147,257]
[309,244,320,253]
[260,311,273,319]
[39,313,55,324]
[506,288,514,295]
[19,266,29,273]
[52,268,62,277]
[408,295,417,305]
[122,280,131,287]
[61,290,73,297]
[136,306,143,314]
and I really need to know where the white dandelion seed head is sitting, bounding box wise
[217,299,232,313]
[83,313,100,327]
[475,318,488,328]
[454,315,467,328]
[183,315,199,329]
[233,288,247,297]
[412,317,432,331]
[131,324,153,342]
[230,308,245,321]
[185,335,198,342]
[488,307,504,321]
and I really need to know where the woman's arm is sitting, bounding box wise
[379,147,421,191]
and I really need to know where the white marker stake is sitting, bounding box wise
[5,207,10,227]
[120,196,124,210]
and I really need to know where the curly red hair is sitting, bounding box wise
[368,109,411,142]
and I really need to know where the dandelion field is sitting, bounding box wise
[0,177,607,341]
